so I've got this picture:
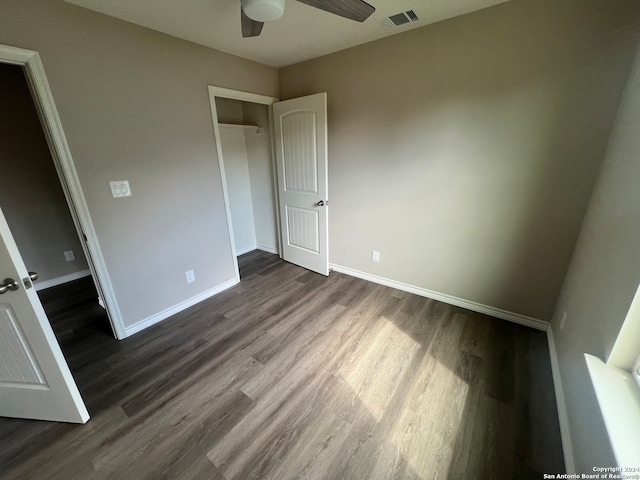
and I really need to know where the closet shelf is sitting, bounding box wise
[218,122,264,134]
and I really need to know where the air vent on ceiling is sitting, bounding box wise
[380,9,419,28]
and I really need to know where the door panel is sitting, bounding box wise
[0,207,89,423]
[273,93,329,275]
[0,308,47,385]
[286,206,320,253]
[281,111,318,194]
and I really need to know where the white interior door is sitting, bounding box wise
[0,208,89,423]
[273,93,329,276]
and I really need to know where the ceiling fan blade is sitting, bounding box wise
[296,0,375,22]
[241,8,264,37]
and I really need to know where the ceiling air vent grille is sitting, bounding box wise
[381,9,419,27]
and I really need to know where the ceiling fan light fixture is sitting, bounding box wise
[241,0,285,22]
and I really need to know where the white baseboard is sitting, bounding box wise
[257,244,278,255]
[329,263,549,331]
[236,244,257,256]
[236,244,278,256]
[34,269,91,291]
[547,327,576,473]
[124,277,239,337]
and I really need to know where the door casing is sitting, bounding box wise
[207,86,281,282]
[0,44,126,339]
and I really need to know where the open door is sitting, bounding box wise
[273,93,329,276]
[0,207,89,423]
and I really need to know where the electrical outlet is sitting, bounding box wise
[560,311,567,331]
[64,250,75,261]
[372,250,380,263]
[185,269,195,283]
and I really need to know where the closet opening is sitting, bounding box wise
[208,87,280,281]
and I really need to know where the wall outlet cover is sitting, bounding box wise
[372,250,380,262]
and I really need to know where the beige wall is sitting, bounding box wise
[551,44,640,471]
[278,0,640,321]
[241,102,271,130]
[0,0,278,328]
[219,126,257,253]
[216,98,245,124]
[245,131,278,251]
[0,63,89,284]
[242,102,278,252]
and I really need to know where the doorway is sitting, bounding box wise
[0,62,113,345]
[208,87,281,281]
[0,44,124,339]
[209,86,330,279]
[0,65,88,290]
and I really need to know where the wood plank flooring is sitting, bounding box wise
[0,251,565,479]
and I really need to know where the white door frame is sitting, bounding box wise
[207,86,281,282]
[0,44,126,340]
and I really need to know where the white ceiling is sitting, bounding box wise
[63,0,509,68]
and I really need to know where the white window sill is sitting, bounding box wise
[585,354,640,469]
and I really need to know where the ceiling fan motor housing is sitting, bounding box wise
[241,0,285,22]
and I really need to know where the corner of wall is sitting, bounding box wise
[546,326,576,473]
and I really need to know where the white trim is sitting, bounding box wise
[586,354,640,469]
[329,263,549,330]
[236,244,257,256]
[608,284,640,371]
[235,244,279,256]
[208,90,241,285]
[207,85,280,284]
[0,44,126,340]
[268,105,283,259]
[257,244,278,255]
[547,328,576,474]
[34,269,91,291]
[124,278,238,337]
[208,86,278,104]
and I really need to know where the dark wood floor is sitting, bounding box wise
[0,251,564,479]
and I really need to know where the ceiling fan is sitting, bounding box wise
[240,0,376,38]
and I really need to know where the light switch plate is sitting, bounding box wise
[64,250,75,261]
[110,180,132,198]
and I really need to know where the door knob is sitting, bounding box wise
[0,278,19,295]
[317,200,328,206]
[28,271,39,281]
